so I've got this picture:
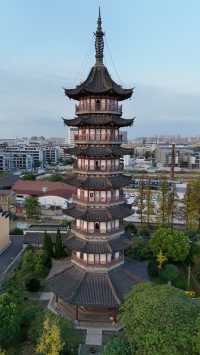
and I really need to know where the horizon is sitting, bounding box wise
[1,0,200,138]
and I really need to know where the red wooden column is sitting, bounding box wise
[75,305,79,321]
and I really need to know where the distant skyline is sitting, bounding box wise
[0,0,200,138]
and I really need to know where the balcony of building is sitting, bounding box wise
[73,194,124,207]
[74,133,123,144]
[75,103,122,116]
[72,251,124,269]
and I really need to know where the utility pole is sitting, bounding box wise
[171,143,176,180]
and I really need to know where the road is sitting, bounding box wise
[0,237,24,283]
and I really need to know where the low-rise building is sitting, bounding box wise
[0,211,10,253]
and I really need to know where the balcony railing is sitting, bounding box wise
[75,104,122,115]
[73,194,124,205]
[73,163,124,172]
[74,134,123,143]
[72,254,123,267]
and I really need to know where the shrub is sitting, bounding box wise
[159,264,179,283]
[25,278,41,292]
[148,258,159,277]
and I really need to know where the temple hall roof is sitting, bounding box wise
[67,145,133,158]
[65,203,132,221]
[63,115,134,128]
[46,259,149,308]
[64,174,131,190]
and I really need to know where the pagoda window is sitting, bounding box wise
[84,190,88,201]
[107,160,111,170]
[107,221,111,232]
[115,252,120,260]
[95,222,100,231]
[95,191,100,202]
[111,220,115,230]
[83,221,87,232]
[89,160,94,170]
[115,220,119,229]
[96,129,101,140]
[85,159,89,170]
[89,191,94,202]
[91,99,95,110]
[100,254,106,264]
[101,129,106,140]
[107,253,112,263]
[78,159,81,168]
[115,159,119,168]
[100,191,106,202]
[76,251,81,259]
[100,222,106,233]
[85,128,89,139]
[101,160,106,171]
[88,222,94,233]
[90,129,95,140]
[76,219,81,229]
[95,99,101,111]
[115,129,118,138]
[83,253,87,262]
[107,191,111,201]
[77,188,81,198]
[95,254,100,264]
[88,254,95,264]
[95,160,100,169]
[115,189,120,199]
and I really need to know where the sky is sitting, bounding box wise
[0,0,200,139]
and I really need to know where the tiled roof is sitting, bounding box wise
[12,180,75,199]
[65,204,132,221]
[63,115,134,128]
[0,175,19,190]
[64,64,133,101]
[65,232,132,253]
[64,174,131,190]
[46,260,149,308]
[67,146,132,158]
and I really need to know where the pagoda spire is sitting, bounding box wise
[95,7,104,65]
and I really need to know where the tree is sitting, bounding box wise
[0,292,22,347]
[184,180,200,231]
[43,231,54,258]
[54,230,66,259]
[137,177,145,225]
[21,173,36,180]
[193,315,200,354]
[146,179,153,225]
[120,283,200,355]
[103,336,133,355]
[149,227,190,262]
[25,196,41,219]
[157,177,169,226]
[159,263,179,283]
[30,311,79,355]
[36,316,64,355]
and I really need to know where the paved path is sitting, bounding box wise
[0,237,24,283]
[86,328,102,346]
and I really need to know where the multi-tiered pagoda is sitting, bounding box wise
[48,10,148,323]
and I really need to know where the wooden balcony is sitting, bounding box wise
[72,253,124,268]
[74,133,123,143]
[73,194,124,206]
[75,104,122,115]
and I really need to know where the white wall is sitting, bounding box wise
[38,195,69,209]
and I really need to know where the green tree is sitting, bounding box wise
[146,179,153,225]
[25,196,41,219]
[120,283,200,355]
[137,177,145,225]
[157,177,169,226]
[54,230,66,259]
[184,180,200,231]
[149,227,190,262]
[36,316,64,355]
[30,311,79,355]
[0,293,22,347]
[103,336,133,355]
[21,173,36,180]
[43,231,54,258]
[193,315,200,354]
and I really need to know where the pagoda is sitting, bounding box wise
[47,9,148,323]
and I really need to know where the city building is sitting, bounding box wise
[47,10,148,323]
[0,211,10,253]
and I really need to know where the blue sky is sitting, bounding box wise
[0,0,200,138]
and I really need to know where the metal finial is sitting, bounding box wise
[95,7,104,65]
